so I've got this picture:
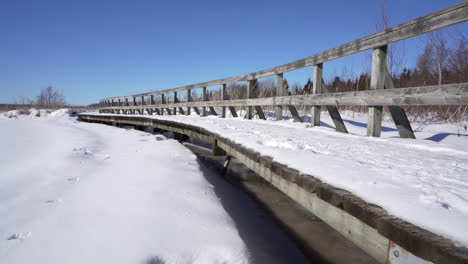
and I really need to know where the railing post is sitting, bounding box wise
[367,46,387,137]
[161,94,166,115]
[202,87,207,116]
[246,80,255,119]
[150,95,155,105]
[173,92,178,115]
[133,97,137,115]
[187,89,192,115]
[275,73,284,120]
[312,63,323,126]
[221,84,226,118]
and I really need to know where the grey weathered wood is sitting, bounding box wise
[154,108,161,115]
[101,82,468,110]
[312,64,323,126]
[187,89,192,115]
[202,87,207,116]
[150,95,155,105]
[209,106,217,116]
[221,84,227,118]
[321,80,348,134]
[193,106,201,115]
[383,66,416,139]
[246,80,255,119]
[141,96,145,105]
[255,106,266,120]
[229,106,238,117]
[100,2,468,103]
[275,73,284,120]
[287,106,302,122]
[367,46,387,137]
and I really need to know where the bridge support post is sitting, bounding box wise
[202,87,207,116]
[383,66,416,139]
[246,80,254,119]
[221,84,227,118]
[367,46,386,137]
[312,63,323,126]
[212,139,226,156]
[275,73,284,120]
[187,89,192,115]
[173,92,178,115]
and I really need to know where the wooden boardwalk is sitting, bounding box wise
[89,3,468,264]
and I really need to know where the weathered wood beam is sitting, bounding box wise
[246,80,255,119]
[229,106,238,117]
[275,73,284,120]
[101,83,468,110]
[202,87,207,116]
[321,80,348,134]
[221,84,227,118]
[367,46,387,137]
[384,66,416,139]
[312,64,323,126]
[187,89,191,115]
[209,106,217,116]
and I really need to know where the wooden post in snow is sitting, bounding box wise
[312,63,323,126]
[367,46,386,137]
[275,73,284,120]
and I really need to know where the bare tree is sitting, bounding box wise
[36,86,67,107]
[427,31,450,85]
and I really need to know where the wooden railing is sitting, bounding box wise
[98,2,468,139]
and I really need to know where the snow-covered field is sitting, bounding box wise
[1,109,262,264]
[126,110,468,248]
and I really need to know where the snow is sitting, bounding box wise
[123,110,468,248]
[0,110,254,263]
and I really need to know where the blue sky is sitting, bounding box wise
[1,0,466,105]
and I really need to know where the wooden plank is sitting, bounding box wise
[173,92,178,115]
[209,106,217,116]
[321,80,348,133]
[187,89,192,115]
[245,80,255,119]
[193,106,200,115]
[367,46,387,137]
[100,2,468,102]
[275,73,284,120]
[383,66,416,139]
[100,82,468,109]
[202,86,207,116]
[255,106,266,120]
[312,64,323,126]
[221,84,227,118]
[287,105,302,122]
[229,106,238,117]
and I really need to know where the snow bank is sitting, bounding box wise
[0,116,251,263]
[141,112,468,248]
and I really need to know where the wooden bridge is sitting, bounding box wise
[84,2,468,264]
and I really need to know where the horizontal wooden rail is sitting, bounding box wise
[99,82,468,110]
[100,2,467,102]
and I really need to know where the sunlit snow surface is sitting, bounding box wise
[0,110,251,264]
[137,110,468,247]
